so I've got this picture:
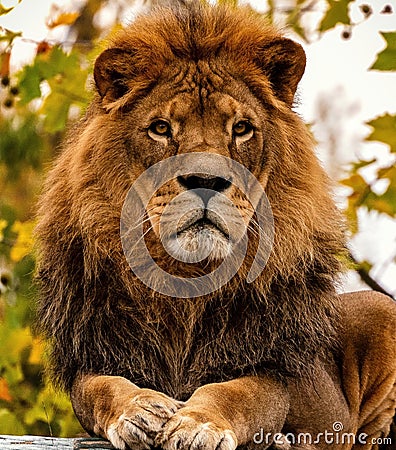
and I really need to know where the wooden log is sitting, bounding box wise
[0,436,114,449]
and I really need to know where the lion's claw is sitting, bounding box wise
[156,412,237,450]
[105,390,184,450]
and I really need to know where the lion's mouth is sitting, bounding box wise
[176,216,229,240]
[161,210,231,262]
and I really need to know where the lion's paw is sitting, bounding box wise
[105,389,184,450]
[156,411,237,450]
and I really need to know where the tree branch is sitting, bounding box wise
[349,251,395,300]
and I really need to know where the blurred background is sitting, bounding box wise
[0,0,395,436]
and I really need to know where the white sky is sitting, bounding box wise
[1,0,396,294]
[300,0,396,120]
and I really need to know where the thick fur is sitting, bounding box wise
[35,4,396,450]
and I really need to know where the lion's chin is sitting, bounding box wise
[166,223,231,263]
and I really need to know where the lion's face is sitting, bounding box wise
[96,60,277,264]
[138,63,270,262]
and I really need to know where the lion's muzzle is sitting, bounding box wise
[159,186,243,263]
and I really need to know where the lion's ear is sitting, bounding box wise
[258,38,306,106]
[94,48,135,100]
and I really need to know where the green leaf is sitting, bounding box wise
[341,165,396,218]
[340,173,371,233]
[366,113,396,153]
[377,165,396,180]
[287,7,308,42]
[370,32,396,71]
[349,158,377,173]
[0,409,26,434]
[365,188,396,217]
[375,166,396,218]
[43,47,90,131]
[0,28,22,43]
[41,91,72,133]
[17,46,91,132]
[320,0,352,32]
[18,64,43,104]
[0,113,44,177]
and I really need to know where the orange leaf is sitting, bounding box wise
[47,12,80,29]
[0,51,10,78]
[0,378,12,402]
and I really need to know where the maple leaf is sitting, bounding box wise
[320,0,352,32]
[366,114,396,153]
[370,32,396,71]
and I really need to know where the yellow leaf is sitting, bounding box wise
[0,5,14,16]
[0,327,32,370]
[340,174,368,191]
[47,11,80,29]
[28,338,44,365]
[10,220,35,262]
[10,327,32,356]
[0,219,7,242]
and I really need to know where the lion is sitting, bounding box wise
[35,4,396,450]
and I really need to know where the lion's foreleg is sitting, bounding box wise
[71,374,184,450]
[156,375,290,450]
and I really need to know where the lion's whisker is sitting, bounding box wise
[126,225,155,255]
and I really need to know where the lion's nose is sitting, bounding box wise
[177,175,231,193]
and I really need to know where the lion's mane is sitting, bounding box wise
[35,4,346,400]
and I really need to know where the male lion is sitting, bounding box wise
[35,4,396,450]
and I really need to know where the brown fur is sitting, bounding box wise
[35,4,395,450]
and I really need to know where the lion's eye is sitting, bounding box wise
[233,120,253,137]
[149,120,171,137]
